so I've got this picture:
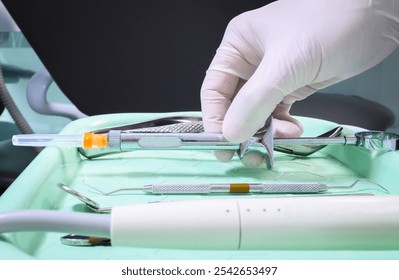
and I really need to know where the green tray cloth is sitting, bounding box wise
[0,113,398,260]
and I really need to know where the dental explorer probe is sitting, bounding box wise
[84,179,389,195]
[2,196,399,249]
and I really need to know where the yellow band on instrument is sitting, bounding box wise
[83,132,108,149]
[230,183,250,193]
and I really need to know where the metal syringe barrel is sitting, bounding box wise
[273,136,357,146]
[272,132,399,151]
[107,130,399,155]
[109,130,242,152]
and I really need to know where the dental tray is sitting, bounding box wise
[1,112,399,260]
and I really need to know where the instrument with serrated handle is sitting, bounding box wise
[81,179,388,196]
[143,183,329,194]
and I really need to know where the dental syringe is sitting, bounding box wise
[12,125,399,170]
[13,129,275,166]
[12,130,399,152]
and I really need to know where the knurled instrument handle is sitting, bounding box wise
[147,183,328,194]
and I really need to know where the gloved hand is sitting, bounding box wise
[201,0,399,166]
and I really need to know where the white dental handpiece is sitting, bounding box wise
[111,195,399,250]
[2,196,399,250]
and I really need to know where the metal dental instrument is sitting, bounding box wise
[12,116,399,169]
[58,181,380,214]
[60,234,111,246]
[57,183,111,213]
[274,131,399,152]
[3,196,399,249]
[83,179,389,195]
[274,126,343,156]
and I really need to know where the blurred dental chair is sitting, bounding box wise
[26,66,395,131]
[291,93,395,131]
[5,0,392,129]
[0,1,37,194]
[26,68,86,120]
[26,65,395,129]
[0,0,395,197]
[1,0,271,194]
[0,112,37,193]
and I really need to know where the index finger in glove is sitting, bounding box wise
[201,70,266,167]
[200,69,240,133]
[200,69,243,163]
[200,44,258,132]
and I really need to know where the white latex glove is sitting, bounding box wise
[201,0,399,166]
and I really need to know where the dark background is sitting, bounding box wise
[2,0,273,115]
